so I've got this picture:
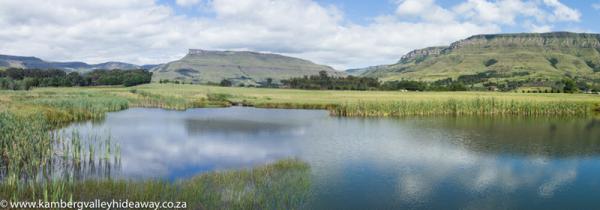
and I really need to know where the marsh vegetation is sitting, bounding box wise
[0,83,599,208]
[0,85,316,209]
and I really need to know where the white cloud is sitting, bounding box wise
[175,0,200,7]
[543,0,581,22]
[452,0,582,35]
[396,0,455,23]
[527,23,553,33]
[0,0,583,69]
[594,3,600,10]
[454,0,545,25]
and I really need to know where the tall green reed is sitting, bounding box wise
[28,97,129,124]
[0,112,120,201]
[331,97,596,117]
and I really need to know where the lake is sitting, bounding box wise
[62,107,600,209]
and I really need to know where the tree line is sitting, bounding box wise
[234,71,598,93]
[0,68,152,90]
[280,71,380,90]
[277,71,467,91]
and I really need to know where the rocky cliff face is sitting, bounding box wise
[401,32,600,63]
[399,47,447,63]
[449,32,600,50]
[355,32,600,81]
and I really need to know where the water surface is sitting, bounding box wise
[63,107,600,209]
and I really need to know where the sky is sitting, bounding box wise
[0,0,599,69]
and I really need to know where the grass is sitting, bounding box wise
[0,112,120,184]
[2,84,598,119]
[129,84,600,116]
[0,159,311,210]
[0,113,54,185]
[332,98,594,117]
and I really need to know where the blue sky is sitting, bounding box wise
[343,0,598,32]
[1,0,599,69]
[159,0,600,32]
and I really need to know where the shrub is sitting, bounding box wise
[548,58,559,68]
[484,59,498,67]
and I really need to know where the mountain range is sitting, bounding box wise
[0,54,158,72]
[0,50,342,85]
[3,32,600,86]
[353,32,600,83]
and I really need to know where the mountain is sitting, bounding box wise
[0,55,57,69]
[92,62,140,70]
[357,32,600,83]
[151,49,343,85]
[141,64,160,70]
[0,54,152,71]
[345,67,374,76]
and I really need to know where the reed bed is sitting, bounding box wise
[0,159,311,209]
[0,112,53,186]
[12,85,598,119]
[331,97,597,117]
[175,159,311,209]
[128,89,193,110]
[127,89,231,110]
[0,112,120,185]
[25,96,129,124]
[253,102,337,110]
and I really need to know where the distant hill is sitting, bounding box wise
[141,64,160,70]
[356,32,600,83]
[151,49,343,85]
[0,54,154,71]
[345,67,373,76]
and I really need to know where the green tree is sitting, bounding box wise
[562,79,578,93]
[548,58,559,68]
[220,79,232,87]
[265,78,273,87]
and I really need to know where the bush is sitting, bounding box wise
[484,59,498,67]
[219,79,232,87]
[548,58,559,68]
[562,78,578,93]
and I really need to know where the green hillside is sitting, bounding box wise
[151,49,343,85]
[359,32,600,87]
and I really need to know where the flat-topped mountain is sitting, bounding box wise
[0,54,149,71]
[151,49,343,85]
[355,32,600,83]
